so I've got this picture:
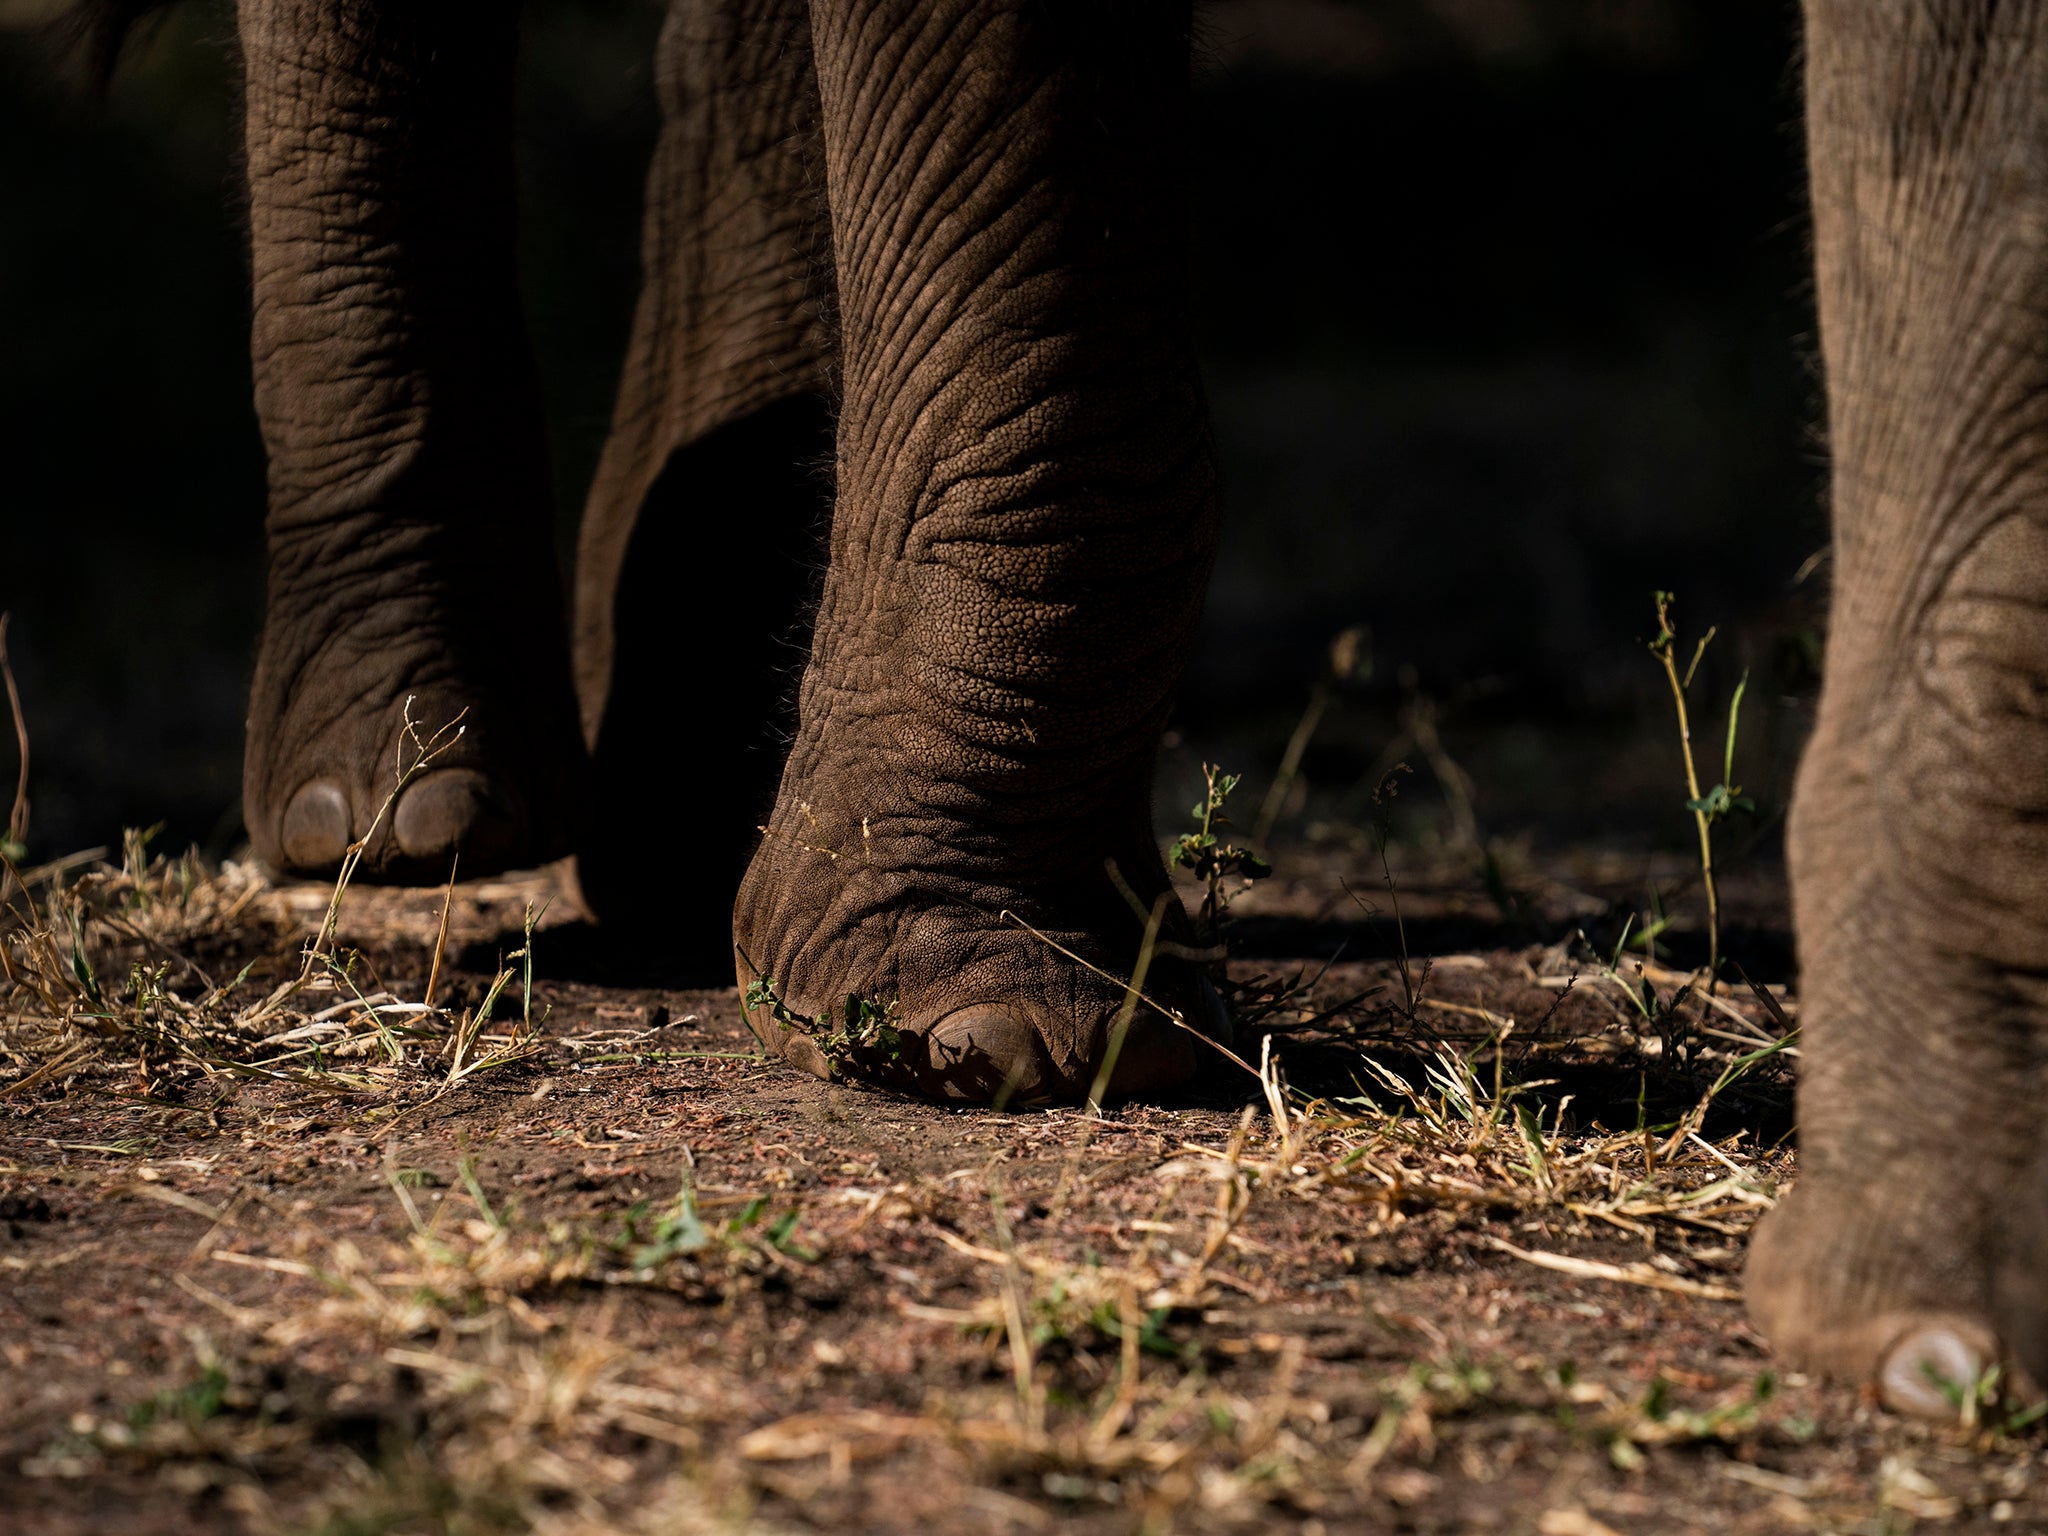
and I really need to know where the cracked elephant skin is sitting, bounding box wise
[95,0,2048,1411]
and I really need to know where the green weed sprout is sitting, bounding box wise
[737,953,904,1078]
[1170,763,1271,939]
[1648,592,1751,991]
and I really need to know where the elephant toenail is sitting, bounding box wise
[394,768,520,867]
[279,781,351,872]
[1880,1321,1994,1418]
[927,1007,1060,1106]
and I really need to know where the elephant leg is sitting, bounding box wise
[732,0,1228,1103]
[1748,0,2048,1414]
[238,1,583,882]
[571,0,834,950]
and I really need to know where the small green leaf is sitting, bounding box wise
[1643,1374,1671,1420]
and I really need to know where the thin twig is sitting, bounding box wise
[0,614,29,897]
[1650,596,1719,989]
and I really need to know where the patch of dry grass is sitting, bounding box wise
[13,1091,1807,1533]
[11,726,2043,1532]
[0,705,560,1125]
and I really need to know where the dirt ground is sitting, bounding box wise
[2,841,2042,1535]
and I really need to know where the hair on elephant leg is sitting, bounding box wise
[237,0,584,883]
[733,0,1231,1105]
[569,0,834,964]
[1748,0,2048,1413]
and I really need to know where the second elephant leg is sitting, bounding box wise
[1747,0,2048,1413]
[572,0,833,952]
[239,0,582,881]
[735,0,1226,1101]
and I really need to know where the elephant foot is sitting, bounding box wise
[243,556,583,886]
[1750,720,2048,1418]
[251,685,577,884]
[733,799,1232,1105]
[1746,1174,2046,1419]
[722,0,1224,1105]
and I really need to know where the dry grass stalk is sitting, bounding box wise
[0,733,1860,1529]
[0,612,30,873]
[0,700,553,1114]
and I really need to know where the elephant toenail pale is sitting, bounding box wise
[926,1008,1058,1105]
[394,769,518,864]
[1880,1323,1991,1419]
[279,781,351,871]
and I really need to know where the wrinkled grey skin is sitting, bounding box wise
[232,0,1221,1107]
[237,2,584,885]
[1746,0,2048,1421]
[174,0,2048,1414]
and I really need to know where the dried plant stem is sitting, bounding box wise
[998,908,1256,1081]
[0,613,29,857]
[1652,602,1721,990]
[1086,892,1169,1115]
[1254,680,1329,846]
[425,853,459,1011]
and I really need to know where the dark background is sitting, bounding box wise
[0,0,1823,875]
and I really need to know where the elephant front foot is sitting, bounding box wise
[1746,1174,2045,1419]
[733,786,1231,1105]
[1744,1001,2048,1422]
[1748,758,2048,1417]
[261,718,541,884]
[243,548,584,885]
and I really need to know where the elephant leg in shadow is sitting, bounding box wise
[237,0,585,882]
[571,0,836,963]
